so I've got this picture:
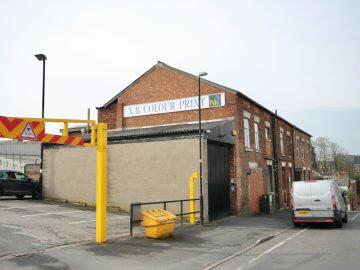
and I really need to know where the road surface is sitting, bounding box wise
[212,211,360,270]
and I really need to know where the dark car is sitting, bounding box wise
[0,170,40,199]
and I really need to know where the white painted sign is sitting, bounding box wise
[19,123,36,140]
[123,93,225,118]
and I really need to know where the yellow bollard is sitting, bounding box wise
[96,123,107,243]
[63,122,68,136]
[189,171,199,224]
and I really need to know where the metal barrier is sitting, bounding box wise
[130,198,201,237]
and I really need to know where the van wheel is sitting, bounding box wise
[293,222,300,227]
[342,213,348,223]
[16,195,24,199]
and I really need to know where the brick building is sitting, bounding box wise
[96,62,312,216]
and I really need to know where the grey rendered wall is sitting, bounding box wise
[43,146,96,204]
[43,138,208,218]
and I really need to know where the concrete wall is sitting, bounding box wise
[43,146,96,204]
[43,138,207,217]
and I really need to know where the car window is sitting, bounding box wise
[0,172,15,179]
[14,172,29,181]
[0,172,10,179]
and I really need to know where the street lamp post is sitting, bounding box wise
[35,53,47,200]
[198,71,207,226]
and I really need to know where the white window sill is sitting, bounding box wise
[256,149,261,153]
[245,147,253,152]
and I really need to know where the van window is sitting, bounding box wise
[310,181,331,198]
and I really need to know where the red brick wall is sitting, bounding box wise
[233,97,274,213]
[229,146,237,214]
[96,63,312,215]
[98,65,236,129]
[275,119,294,208]
[98,102,117,130]
[294,129,312,179]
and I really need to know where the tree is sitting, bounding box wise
[311,145,318,170]
[312,137,348,175]
[313,137,331,174]
[329,142,347,172]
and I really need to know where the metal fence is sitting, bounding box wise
[0,154,39,173]
[130,198,201,237]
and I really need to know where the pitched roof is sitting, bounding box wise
[97,61,311,137]
[97,61,237,109]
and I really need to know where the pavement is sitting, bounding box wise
[0,197,294,270]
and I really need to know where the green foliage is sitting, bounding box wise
[354,175,360,186]
[311,145,318,170]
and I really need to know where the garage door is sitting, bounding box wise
[207,142,230,221]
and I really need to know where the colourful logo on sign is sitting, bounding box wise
[209,94,222,107]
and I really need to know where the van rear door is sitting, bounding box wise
[310,181,334,218]
[293,181,313,218]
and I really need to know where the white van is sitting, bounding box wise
[292,180,347,228]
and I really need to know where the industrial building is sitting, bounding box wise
[0,140,40,177]
[43,62,312,220]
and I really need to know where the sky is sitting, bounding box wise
[0,0,359,153]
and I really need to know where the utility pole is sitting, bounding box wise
[198,71,207,225]
[35,53,47,199]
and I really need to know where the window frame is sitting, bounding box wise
[265,127,270,141]
[287,133,292,157]
[14,172,29,182]
[280,131,285,156]
[244,117,251,149]
[296,138,300,158]
[254,122,260,151]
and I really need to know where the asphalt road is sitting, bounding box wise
[213,211,360,270]
[1,198,359,270]
[0,201,293,270]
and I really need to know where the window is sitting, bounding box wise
[0,171,15,179]
[306,143,309,158]
[0,172,11,179]
[244,117,251,149]
[288,134,292,157]
[302,142,305,159]
[14,172,28,181]
[296,138,300,158]
[254,122,260,151]
[280,131,284,156]
[265,127,270,141]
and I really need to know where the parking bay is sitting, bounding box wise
[0,197,129,257]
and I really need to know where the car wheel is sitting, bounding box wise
[335,219,343,228]
[16,195,25,199]
[342,213,348,223]
[32,190,40,200]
